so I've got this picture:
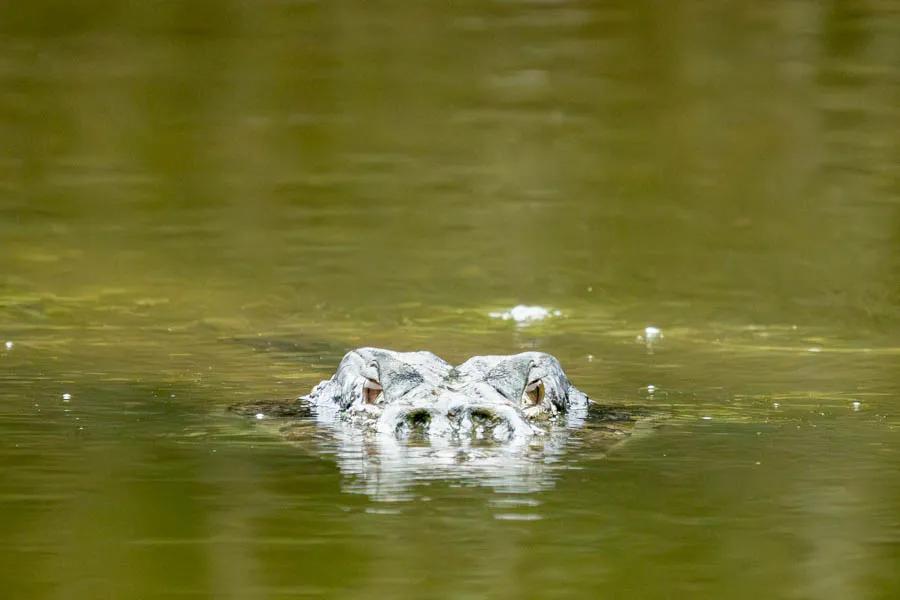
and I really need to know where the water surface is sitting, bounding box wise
[1,2,898,598]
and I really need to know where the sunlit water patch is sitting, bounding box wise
[488,305,562,324]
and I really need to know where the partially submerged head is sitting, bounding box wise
[303,347,589,441]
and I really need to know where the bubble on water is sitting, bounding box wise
[4,341,12,350]
[62,393,72,402]
[646,384,656,394]
[586,354,594,362]
[773,402,780,408]
[851,401,861,411]
[637,326,664,345]
[489,305,560,324]
[255,413,265,420]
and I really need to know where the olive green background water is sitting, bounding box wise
[1,1,898,599]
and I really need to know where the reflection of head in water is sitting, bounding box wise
[312,410,588,501]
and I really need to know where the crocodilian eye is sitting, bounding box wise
[363,378,383,404]
[523,379,544,407]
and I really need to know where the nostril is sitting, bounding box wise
[393,408,433,439]
[469,408,500,426]
[467,405,534,441]
[406,409,432,427]
[464,407,516,442]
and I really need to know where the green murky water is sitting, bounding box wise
[1,2,898,598]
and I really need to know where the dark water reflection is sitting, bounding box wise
[1,1,898,598]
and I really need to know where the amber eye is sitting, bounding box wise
[523,379,544,407]
[363,378,383,404]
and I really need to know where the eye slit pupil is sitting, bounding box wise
[523,380,544,407]
[363,378,383,404]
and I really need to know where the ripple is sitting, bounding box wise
[494,513,543,521]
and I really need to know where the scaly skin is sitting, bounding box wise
[302,348,590,441]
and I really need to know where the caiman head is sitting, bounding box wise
[302,347,590,441]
